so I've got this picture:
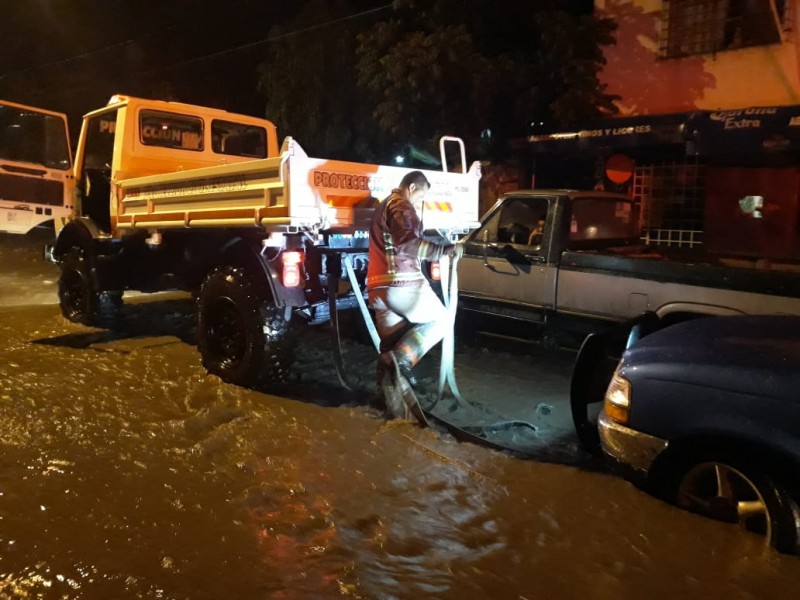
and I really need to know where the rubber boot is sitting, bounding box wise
[378,352,427,425]
[373,355,391,412]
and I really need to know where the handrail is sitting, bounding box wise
[439,136,466,174]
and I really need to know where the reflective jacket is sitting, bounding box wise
[367,188,451,289]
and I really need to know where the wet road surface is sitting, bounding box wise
[1,230,798,599]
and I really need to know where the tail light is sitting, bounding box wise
[430,261,441,281]
[281,251,303,287]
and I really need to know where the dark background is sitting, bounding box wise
[0,1,310,124]
[0,0,597,160]
[0,1,594,111]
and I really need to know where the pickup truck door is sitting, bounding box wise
[458,195,556,319]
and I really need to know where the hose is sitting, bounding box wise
[350,243,541,454]
[424,250,540,448]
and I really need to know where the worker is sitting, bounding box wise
[367,170,462,416]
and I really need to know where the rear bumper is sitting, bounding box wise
[598,410,668,477]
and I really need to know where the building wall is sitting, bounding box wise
[704,166,800,258]
[596,0,800,115]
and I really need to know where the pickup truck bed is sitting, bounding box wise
[562,247,800,298]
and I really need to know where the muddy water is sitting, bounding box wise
[0,231,798,599]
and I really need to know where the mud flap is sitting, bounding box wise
[570,311,661,453]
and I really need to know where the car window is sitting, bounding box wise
[139,110,203,152]
[0,104,71,170]
[495,197,549,250]
[569,198,638,243]
[211,119,267,158]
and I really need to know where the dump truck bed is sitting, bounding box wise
[115,138,481,235]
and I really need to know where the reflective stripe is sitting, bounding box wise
[367,272,426,287]
[424,201,453,212]
[383,231,396,274]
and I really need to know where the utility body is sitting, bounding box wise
[48,95,481,387]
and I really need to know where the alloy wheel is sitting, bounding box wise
[677,461,771,541]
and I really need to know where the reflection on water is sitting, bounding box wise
[0,252,798,597]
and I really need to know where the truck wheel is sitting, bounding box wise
[197,266,293,388]
[58,247,123,327]
[674,455,800,554]
[570,333,612,454]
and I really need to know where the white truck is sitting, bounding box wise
[47,95,481,387]
[0,100,74,235]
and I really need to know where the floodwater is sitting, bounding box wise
[0,230,798,599]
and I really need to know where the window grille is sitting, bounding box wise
[659,0,788,59]
[640,228,704,248]
[634,159,706,248]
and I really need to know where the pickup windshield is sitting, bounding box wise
[0,103,71,170]
[569,197,638,246]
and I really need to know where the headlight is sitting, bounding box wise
[604,367,631,424]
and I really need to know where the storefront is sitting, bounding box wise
[528,106,800,259]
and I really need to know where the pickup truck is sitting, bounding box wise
[456,189,800,451]
[457,189,800,335]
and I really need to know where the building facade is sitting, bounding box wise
[598,0,799,114]
[532,0,800,259]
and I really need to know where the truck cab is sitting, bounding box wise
[0,100,74,235]
[458,190,640,319]
[73,95,280,234]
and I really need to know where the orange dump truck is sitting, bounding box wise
[49,95,481,386]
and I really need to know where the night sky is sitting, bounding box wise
[0,0,595,134]
[0,1,308,125]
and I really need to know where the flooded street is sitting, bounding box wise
[1,231,799,599]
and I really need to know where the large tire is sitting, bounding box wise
[673,454,800,554]
[571,312,662,453]
[197,266,293,388]
[57,247,122,327]
[570,333,614,454]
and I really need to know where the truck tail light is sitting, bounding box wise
[430,261,441,281]
[604,368,631,425]
[281,251,303,287]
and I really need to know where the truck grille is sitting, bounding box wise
[0,173,64,207]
